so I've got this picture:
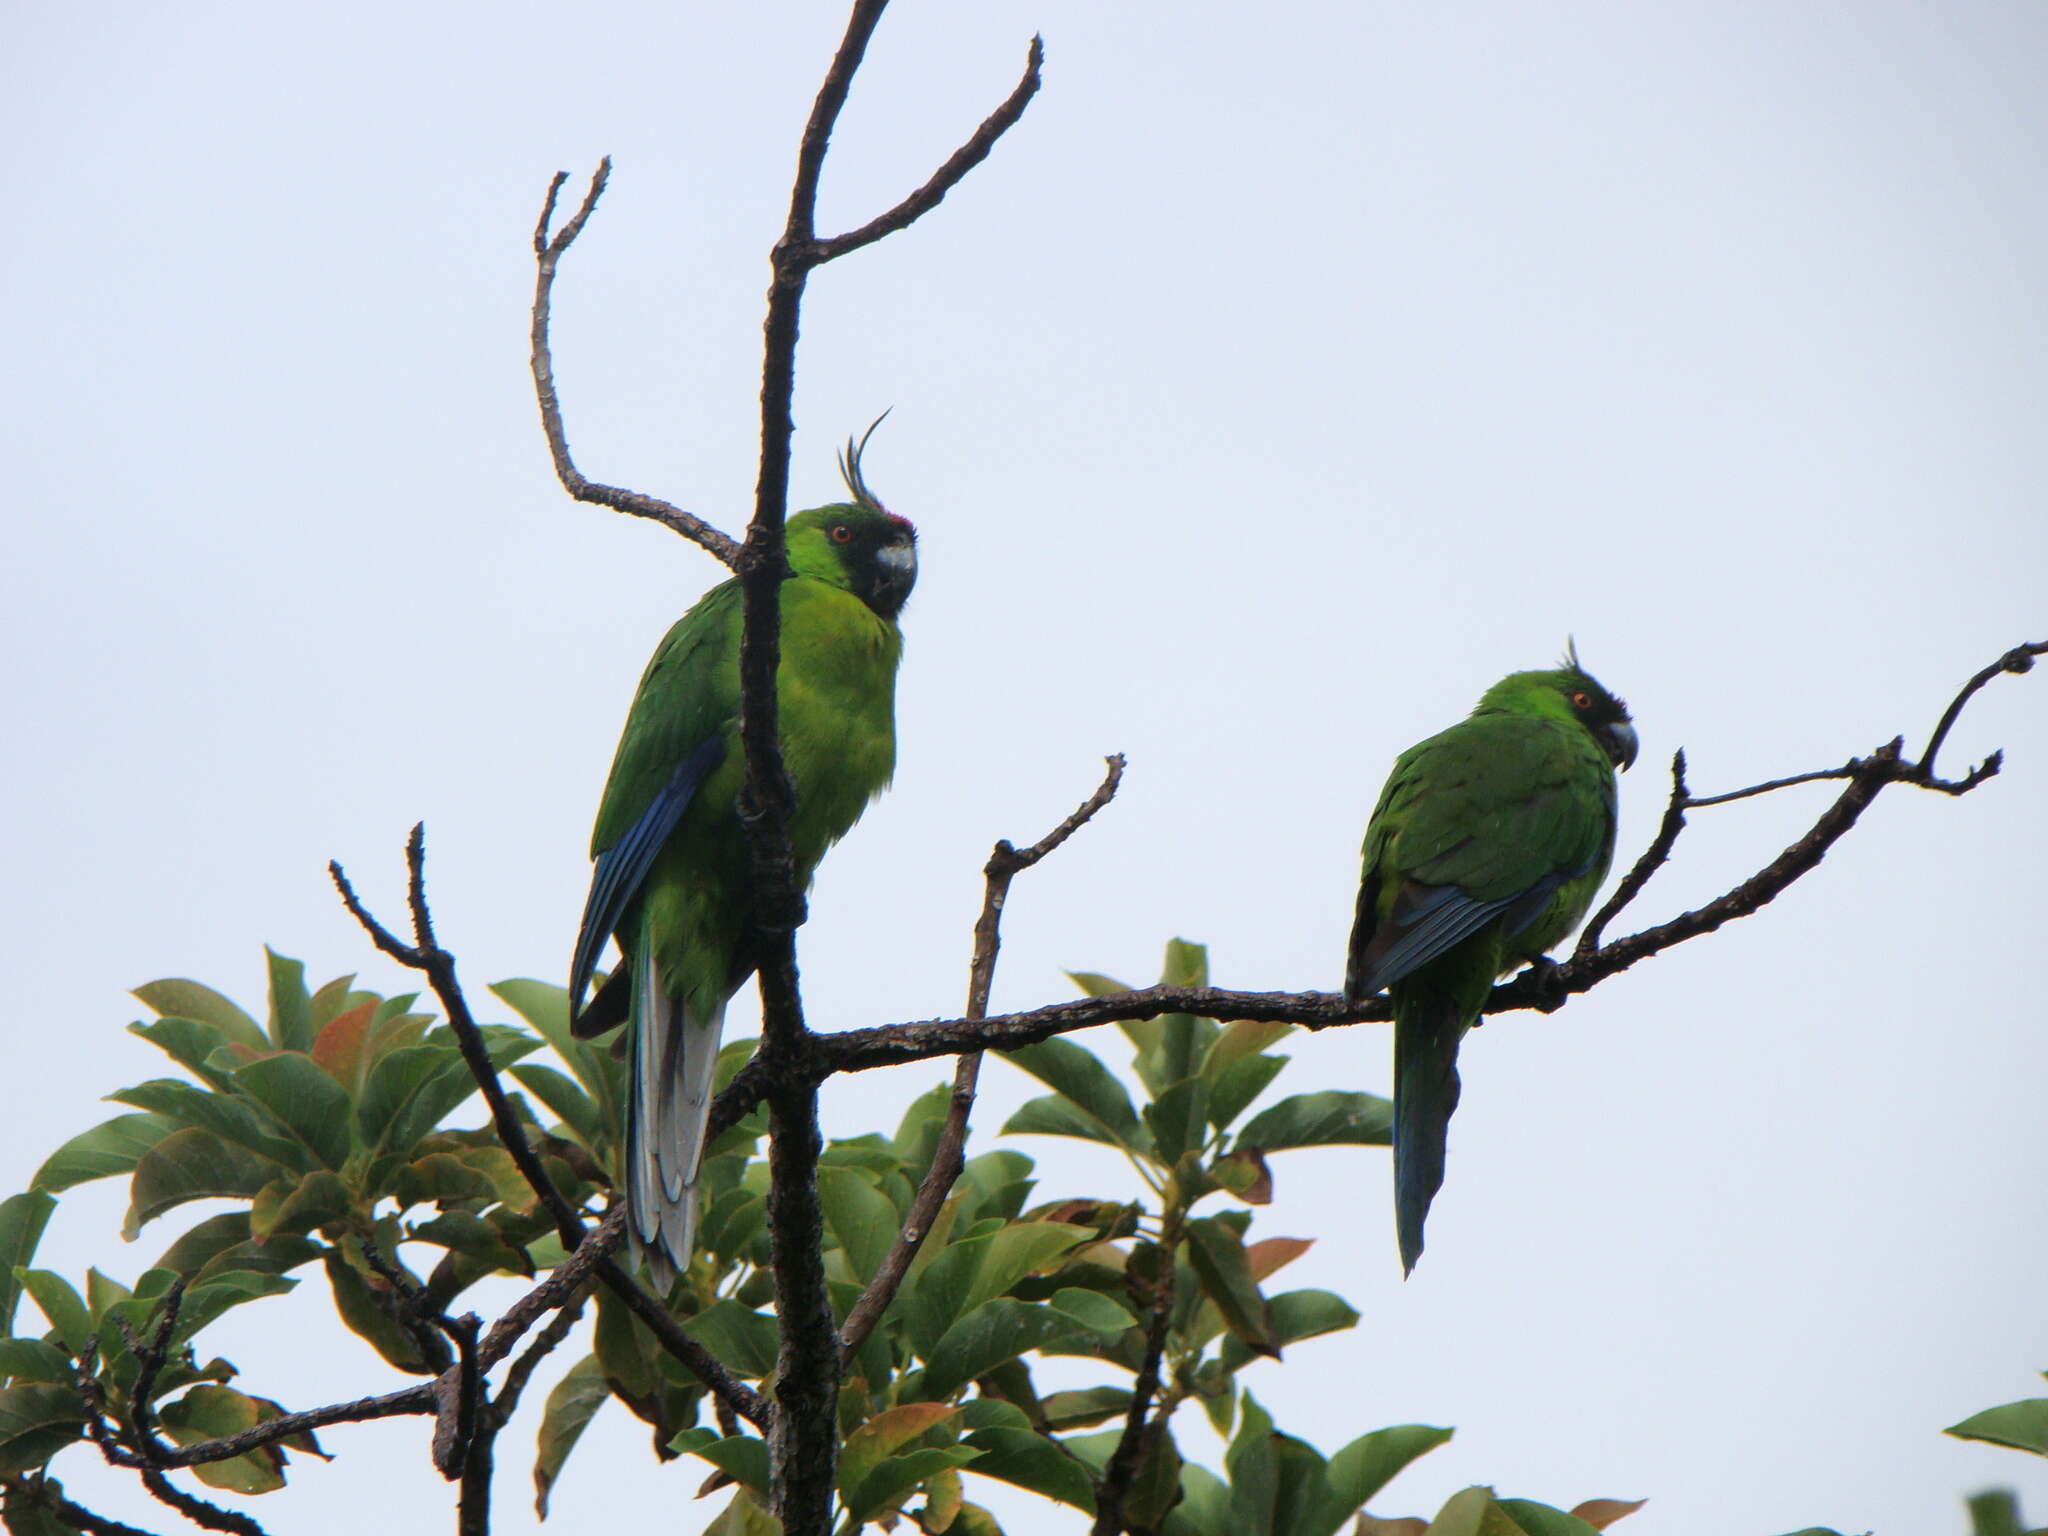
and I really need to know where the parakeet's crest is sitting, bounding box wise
[791,420,917,619]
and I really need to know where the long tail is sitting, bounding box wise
[626,960,726,1290]
[1391,986,1469,1277]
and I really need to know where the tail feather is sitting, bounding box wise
[626,960,726,1289]
[1392,988,1468,1277]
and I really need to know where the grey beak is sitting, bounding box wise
[1606,720,1640,771]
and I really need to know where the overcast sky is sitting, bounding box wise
[5,4,2046,1533]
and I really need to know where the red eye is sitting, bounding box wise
[1571,691,1593,709]
[830,525,854,544]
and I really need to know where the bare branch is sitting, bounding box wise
[491,1291,589,1424]
[813,35,1046,263]
[330,835,771,1431]
[838,756,1125,1361]
[528,157,741,564]
[1576,750,1689,955]
[1090,1230,1176,1536]
[16,1484,165,1536]
[1919,640,2042,779]
[134,1469,267,1536]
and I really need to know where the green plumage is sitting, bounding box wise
[1346,658,1637,1275]
[571,461,916,1285]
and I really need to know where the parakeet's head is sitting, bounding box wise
[1476,648,1639,770]
[786,422,918,619]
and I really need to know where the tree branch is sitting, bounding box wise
[329,832,771,1431]
[837,755,1124,1362]
[528,158,741,565]
[1090,1219,1176,1536]
[812,35,1045,263]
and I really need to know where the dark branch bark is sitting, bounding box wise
[329,834,771,1432]
[1576,750,1689,955]
[136,1470,266,1536]
[18,1484,166,1536]
[1090,1222,1176,1536]
[837,756,1124,1362]
[528,158,741,565]
[812,35,1045,263]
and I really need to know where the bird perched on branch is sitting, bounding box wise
[568,432,915,1286]
[1346,649,1637,1275]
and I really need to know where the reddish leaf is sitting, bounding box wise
[309,1002,377,1090]
[1572,1497,1649,1529]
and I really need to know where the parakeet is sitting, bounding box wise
[1345,651,1638,1275]
[568,438,916,1286]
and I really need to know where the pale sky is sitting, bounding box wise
[4,4,2046,1534]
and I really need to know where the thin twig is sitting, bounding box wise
[492,1291,589,1423]
[838,756,1124,1362]
[330,835,771,1431]
[528,158,741,565]
[1090,1227,1176,1536]
[1576,750,1689,955]
[812,36,1046,263]
[136,1469,267,1536]
[1919,641,2042,778]
[23,1484,166,1536]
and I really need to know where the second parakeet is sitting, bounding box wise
[568,438,916,1286]
[1346,651,1637,1275]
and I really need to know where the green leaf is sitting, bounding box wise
[960,1424,1097,1512]
[322,1250,437,1375]
[1145,1079,1210,1165]
[490,979,621,1134]
[1185,1216,1277,1358]
[153,1213,318,1284]
[1004,1095,1137,1150]
[819,1166,901,1281]
[14,1273,89,1355]
[1065,970,1132,998]
[533,1353,608,1519]
[892,1083,952,1177]
[124,1128,279,1240]
[851,1446,981,1525]
[0,1194,56,1333]
[234,1055,354,1169]
[922,1298,1070,1400]
[1221,1289,1360,1372]
[673,1432,769,1497]
[109,1081,304,1169]
[157,1386,289,1494]
[1965,1493,2023,1536]
[700,1488,780,1536]
[683,1301,780,1378]
[1118,939,1218,1095]
[264,950,314,1054]
[1164,1462,1233,1536]
[1127,1422,1185,1531]
[0,1383,87,1475]
[1045,1287,1136,1335]
[144,1271,297,1354]
[907,1222,1095,1358]
[1226,1394,1279,1536]
[1208,1053,1289,1133]
[999,1039,1149,1153]
[132,979,266,1050]
[126,1018,238,1087]
[0,1340,73,1386]
[1038,1387,1132,1432]
[508,1064,603,1149]
[840,1403,960,1497]
[1494,1500,1606,1536]
[355,1045,470,1156]
[1948,1398,2048,1456]
[1304,1424,1455,1536]
[1236,1091,1392,1150]
[31,1116,182,1195]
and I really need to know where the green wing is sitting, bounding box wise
[569,581,743,1020]
[1349,713,1615,996]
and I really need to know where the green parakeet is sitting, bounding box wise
[1346,652,1637,1275]
[568,442,915,1285]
